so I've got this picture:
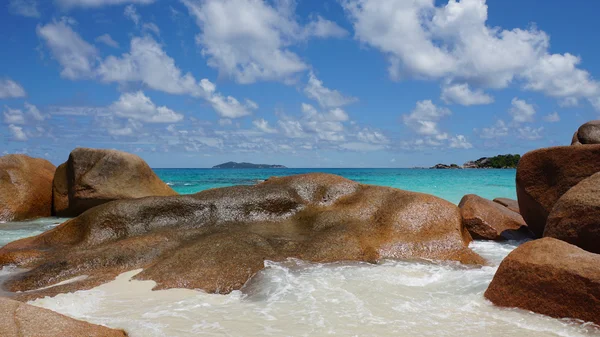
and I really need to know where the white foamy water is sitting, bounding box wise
[24,241,600,337]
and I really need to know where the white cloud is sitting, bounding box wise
[0,78,26,98]
[3,107,26,124]
[8,124,27,141]
[182,0,343,84]
[441,82,494,106]
[207,94,258,118]
[304,72,357,108]
[339,142,386,151]
[342,0,600,108]
[24,102,45,121]
[478,120,508,139]
[110,91,184,123]
[8,0,40,18]
[253,118,277,133]
[357,128,389,144]
[56,0,154,9]
[518,126,544,140]
[509,98,535,123]
[95,34,119,48]
[37,19,98,80]
[403,100,450,137]
[124,4,140,25]
[449,135,473,149]
[97,36,207,96]
[142,22,160,36]
[543,111,560,123]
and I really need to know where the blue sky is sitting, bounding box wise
[1,0,599,168]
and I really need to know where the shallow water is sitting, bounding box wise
[24,241,600,337]
[0,217,65,247]
[155,168,517,204]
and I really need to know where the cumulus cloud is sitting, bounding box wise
[253,118,277,134]
[8,124,27,141]
[182,0,344,84]
[3,107,26,124]
[56,0,154,9]
[518,126,544,140]
[0,78,26,99]
[36,18,98,80]
[509,98,536,123]
[543,111,560,123]
[402,100,450,138]
[304,72,357,108]
[478,120,509,139]
[8,0,40,18]
[124,4,140,25]
[95,34,119,48]
[449,135,473,149]
[110,91,184,123]
[207,95,258,119]
[342,0,600,109]
[441,82,494,106]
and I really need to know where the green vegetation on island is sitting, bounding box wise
[432,154,521,169]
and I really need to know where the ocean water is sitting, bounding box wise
[156,168,517,204]
[2,169,598,336]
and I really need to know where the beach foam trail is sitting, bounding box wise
[27,241,600,337]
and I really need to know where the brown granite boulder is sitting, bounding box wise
[459,194,530,241]
[493,198,520,214]
[545,172,600,254]
[0,173,483,299]
[52,148,177,216]
[516,145,600,237]
[571,120,600,145]
[0,155,55,222]
[0,297,127,337]
[485,238,600,325]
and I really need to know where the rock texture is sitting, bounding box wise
[545,172,600,254]
[52,148,177,216]
[459,194,529,240]
[516,145,600,237]
[493,198,520,214]
[0,155,55,222]
[0,297,127,337]
[485,238,600,326]
[572,120,600,145]
[0,173,483,300]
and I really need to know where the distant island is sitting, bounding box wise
[431,154,521,169]
[213,162,287,169]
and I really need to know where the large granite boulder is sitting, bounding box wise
[571,120,600,145]
[459,194,530,240]
[492,198,520,214]
[516,145,600,237]
[545,172,600,254]
[0,173,483,300]
[0,297,127,337]
[52,148,177,216]
[0,155,55,222]
[485,238,600,326]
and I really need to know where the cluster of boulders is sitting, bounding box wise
[484,120,600,326]
[1,118,600,332]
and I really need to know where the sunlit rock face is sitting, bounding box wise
[0,173,482,300]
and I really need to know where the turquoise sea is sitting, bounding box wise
[155,168,517,205]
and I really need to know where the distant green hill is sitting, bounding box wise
[431,154,521,169]
[213,161,287,169]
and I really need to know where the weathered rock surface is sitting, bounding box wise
[493,198,520,214]
[485,238,600,325]
[572,120,600,145]
[0,297,127,337]
[0,155,55,222]
[516,145,600,237]
[0,173,483,300]
[459,194,530,240]
[52,148,177,216]
[545,172,600,254]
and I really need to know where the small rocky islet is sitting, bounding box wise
[0,122,600,334]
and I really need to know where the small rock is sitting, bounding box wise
[459,194,530,240]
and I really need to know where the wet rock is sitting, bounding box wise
[572,120,600,145]
[0,155,55,222]
[492,198,520,214]
[485,238,600,326]
[545,172,600,254]
[53,148,177,216]
[0,173,483,300]
[0,297,127,337]
[516,145,600,237]
[459,194,530,240]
